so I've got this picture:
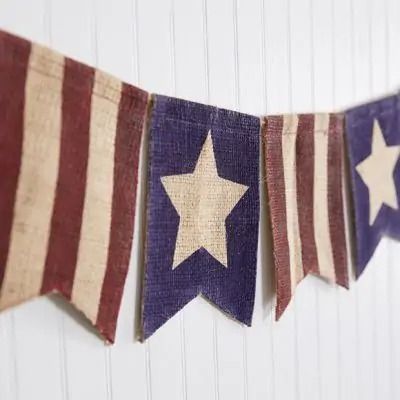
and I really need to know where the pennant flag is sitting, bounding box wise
[142,95,260,339]
[345,95,400,277]
[263,114,349,318]
[0,30,148,342]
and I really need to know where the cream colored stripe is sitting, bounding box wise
[281,115,303,293]
[71,70,120,324]
[313,114,335,282]
[0,45,64,308]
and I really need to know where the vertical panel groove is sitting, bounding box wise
[10,313,19,400]
[349,2,361,399]
[212,313,220,400]
[44,4,70,399]
[349,0,357,99]
[260,0,268,113]
[367,0,373,95]
[330,0,336,107]
[384,0,389,88]
[58,314,69,400]
[179,313,188,400]
[286,0,293,111]
[169,2,188,398]
[232,2,249,399]
[132,0,141,84]
[232,0,240,111]
[308,2,323,399]
[202,0,210,103]
[90,2,112,399]
[287,2,300,400]
[131,3,151,399]
[330,2,343,400]
[385,2,394,397]
[105,348,113,400]
[315,292,322,400]
[91,0,99,66]
[145,342,153,400]
[202,3,219,399]
[367,3,378,400]
[335,295,342,400]
[44,0,52,44]
[309,0,316,110]
[261,1,276,398]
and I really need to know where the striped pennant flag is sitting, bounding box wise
[263,113,349,318]
[0,30,148,342]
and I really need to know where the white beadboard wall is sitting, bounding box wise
[0,0,400,399]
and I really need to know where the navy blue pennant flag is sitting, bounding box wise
[346,95,400,277]
[142,95,260,339]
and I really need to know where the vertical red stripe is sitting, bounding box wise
[96,84,148,342]
[327,114,349,288]
[263,116,292,320]
[296,114,319,276]
[0,32,31,287]
[41,59,94,297]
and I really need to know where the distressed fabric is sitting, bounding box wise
[142,95,260,339]
[345,95,400,277]
[0,30,148,343]
[263,114,348,319]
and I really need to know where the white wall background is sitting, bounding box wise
[0,0,400,399]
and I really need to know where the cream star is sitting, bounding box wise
[161,131,248,269]
[356,119,400,225]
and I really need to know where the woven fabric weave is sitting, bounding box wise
[345,95,400,277]
[0,30,148,342]
[263,113,348,318]
[142,95,260,339]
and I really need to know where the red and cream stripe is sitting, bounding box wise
[0,31,148,342]
[263,113,348,319]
